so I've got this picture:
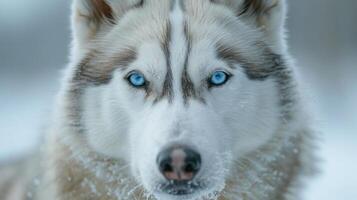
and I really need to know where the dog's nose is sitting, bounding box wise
[157,146,201,181]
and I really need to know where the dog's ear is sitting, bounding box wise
[240,0,287,50]
[235,0,287,51]
[71,0,140,52]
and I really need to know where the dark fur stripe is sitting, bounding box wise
[159,22,174,102]
[181,22,206,104]
[238,0,279,16]
[216,43,274,80]
[181,22,196,104]
[239,0,265,16]
[170,0,177,11]
[134,0,145,8]
[178,0,186,12]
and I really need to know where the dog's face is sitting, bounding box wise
[70,0,287,199]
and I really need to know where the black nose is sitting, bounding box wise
[157,146,201,181]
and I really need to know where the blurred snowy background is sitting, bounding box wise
[0,0,356,199]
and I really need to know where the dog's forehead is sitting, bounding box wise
[99,0,249,51]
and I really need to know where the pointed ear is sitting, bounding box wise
[238,0,287,51]
[72,0,114,49]
[71,0,141,52]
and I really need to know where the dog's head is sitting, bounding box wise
[68,0,290,199]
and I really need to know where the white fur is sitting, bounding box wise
[34,0,317,200]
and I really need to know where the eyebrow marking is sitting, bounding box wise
[73,48,137,86]
[215,42,275,80]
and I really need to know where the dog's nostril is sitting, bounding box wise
[162,162,173,173]
[157,146,201,181]
[184,162,197,173]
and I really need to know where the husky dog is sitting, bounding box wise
[0,0,317,199]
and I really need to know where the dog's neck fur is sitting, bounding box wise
[44,122,311,200]
[222,129,309,200]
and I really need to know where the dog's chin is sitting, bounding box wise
[153,189,223,200]
[154,193,203,200]
[151,181,222,200]
[153,190,214,200]
[153,192,198,200]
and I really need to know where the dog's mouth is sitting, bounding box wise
[156,180,206,196]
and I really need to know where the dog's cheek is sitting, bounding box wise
[205,74,281,156]
[230,79,281,155]
[82,84,131,159]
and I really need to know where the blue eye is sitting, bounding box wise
[209,71,230,86]
[127,71,146,87]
